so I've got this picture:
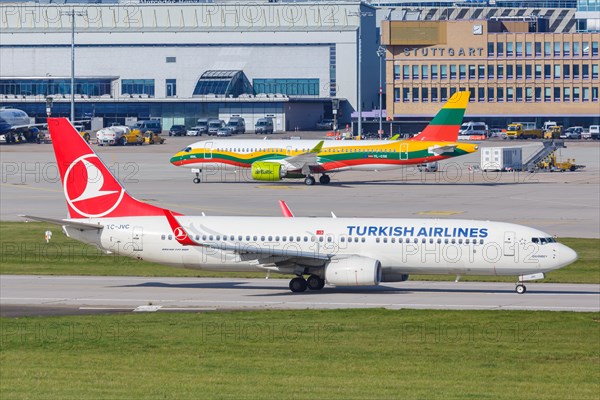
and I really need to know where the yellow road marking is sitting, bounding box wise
[416,211,464,216]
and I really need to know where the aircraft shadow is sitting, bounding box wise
[117,281,599,296]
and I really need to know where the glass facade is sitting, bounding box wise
[122,79,155,96]
[193,70,254,97]
[0,79,112,97]
[253,79,319,96]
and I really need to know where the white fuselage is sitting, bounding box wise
[65,216,576,279]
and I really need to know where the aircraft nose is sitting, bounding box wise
[560,245,578,267]
[170,153,181,165]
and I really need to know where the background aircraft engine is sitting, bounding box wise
[381,271,409,282]
[251,162,286,181]
[325,256,382,287]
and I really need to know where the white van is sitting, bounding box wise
[589,125,599,140]
[458,121,488,139]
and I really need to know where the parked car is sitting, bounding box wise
[489,128,507,139]
[216,127,232,136]
[168,125,187,136]
[226,117,246,134]
[187,127,201,136]
[255,117,274,134]
[207,119,225,136]
[190,119,209,136]
[316,118,334,130]
[561,126,583,139]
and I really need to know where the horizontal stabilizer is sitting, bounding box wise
[19,215,103,230]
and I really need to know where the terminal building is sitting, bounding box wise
[381,17,600,128]
[0,1,379,131]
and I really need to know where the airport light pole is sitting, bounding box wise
[61,9,86,122]
[376,46,386,137]
[349,9,373,138]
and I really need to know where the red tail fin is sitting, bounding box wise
[48,118,165,219]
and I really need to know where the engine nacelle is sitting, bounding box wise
[325,256,381,287]
[251,162,285,181]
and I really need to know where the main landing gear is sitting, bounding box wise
[289,275,325,293]
[303,174,330,186]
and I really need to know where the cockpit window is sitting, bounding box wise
[532,238,539,243]
[532,237,556,245]
[183,147,192,153]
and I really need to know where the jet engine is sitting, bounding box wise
[251,162,286,181]
[325,256,381,287]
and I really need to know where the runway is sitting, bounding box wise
[1,275,598,316]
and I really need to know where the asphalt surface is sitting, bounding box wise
[1,135,599,238]
[1,276,598,316]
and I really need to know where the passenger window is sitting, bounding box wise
[354,237,359,243]
[282,236,286,242]
[168,235,172,240]
[268,236,273,241]
[238,235,242,241]
[209,235,214,240]
[304,237,308,242]
[479,239,484,244]
[202,235,207,240]
[376,238,380,243]
[261,236,265,241]
[161,235,165,240]
[341,237,345,243]
[361,238,366,243]
[216,235,220,241]
[275,236,280,241]
[253,236,257,241]
[429,238,434,244]
[383,238,388,243]
[437,238,442,244]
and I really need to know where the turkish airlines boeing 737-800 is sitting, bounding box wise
[23,118,577,293]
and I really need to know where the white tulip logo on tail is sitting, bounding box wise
[63,154,125,218]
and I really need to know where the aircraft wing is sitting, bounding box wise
[164,210,332,264]
[275,140,324,171]
[20,215,104,230]
[428,144,458,155]
[10,123,48,131]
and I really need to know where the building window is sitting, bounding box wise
[497,64,504,79]
[593,42,599,56]
[544,42,551,57]
[592,86,599,101]
[583,64,589,79]
[544,87,552,102]
[516,42,523,57]
[573,42,580,56]
[563,87,571,101]
[166,57,176,63]
[583,87,589,101]
[441,65,448,79]
[431,65,438,80]
[421,87,429,102]
[525,42,532,57]
[487,65,494,79]
[394,65,401,80]
[468,65,475,79]
[431,87,438,102]
[573,87,580,101]
[412,87,419,102]
[535,87,542,102]
[525,64,532,79]
[507,42,514,57]
[450,87,457,97]
[402,88,410,102]
[394,87,401,102]
[516,65,523,79]
[507,64,514,79]
[422,65,429,80]
[121,79,155,96]
[535,64,542,79]
[478,87,485,102]
[507,87,514,102]
[554,42,561,57]
[488,42,494,56]
[544,64,551,79]
[563,42,570,57]
[478,65,485,79]
[450,65,457,80]
[166,79,176,97]
[497,42,504,57]
[497,87,504,102]
[583,41,589,56]
[535,42,542,57]
[516,87,523,102]
[573,64,580,79]
[487,87,495,102]
[554,64,561,79]
[412,65,419,80]
[459,65,466,80]
[403,65,410,80]
[564,64,571,79]
[593,64,599,79]
[441,87,448,101]
[554,87,561,101]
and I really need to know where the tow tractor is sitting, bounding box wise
[537,153,585,172]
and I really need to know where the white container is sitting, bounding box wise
[481,147,523,171]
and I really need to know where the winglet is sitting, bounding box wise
[163,209,198,246]
[389,134,400,141]
[310,140,324,153]
[279,200,294,217]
